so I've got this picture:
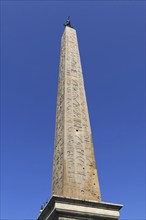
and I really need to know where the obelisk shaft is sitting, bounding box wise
[52,26,101,201]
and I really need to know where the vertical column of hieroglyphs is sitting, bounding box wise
[52,31,66,195]
[64,27,101,201]
[64,27,85,197]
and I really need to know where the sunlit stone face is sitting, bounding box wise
[52,26,101,202]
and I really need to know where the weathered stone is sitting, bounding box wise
[52,26,101,201]
[36,26,123,220]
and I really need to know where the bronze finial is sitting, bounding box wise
[64,16,73,28]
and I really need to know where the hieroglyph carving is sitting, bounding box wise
[52,32,66,195]
[52,27,101,201]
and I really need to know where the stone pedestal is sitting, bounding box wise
[37,196,123,220]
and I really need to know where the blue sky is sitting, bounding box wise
[1,1,145,220]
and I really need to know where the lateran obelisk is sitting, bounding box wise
[37,18,123,220]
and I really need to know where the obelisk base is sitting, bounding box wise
[37,196,123,220]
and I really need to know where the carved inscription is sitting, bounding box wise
[52,27,101,201]
[52,32,66,195]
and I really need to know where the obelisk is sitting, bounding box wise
[37,19,123,220]
[52,24,101,202]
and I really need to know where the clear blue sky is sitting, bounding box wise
[1,1,145,220]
